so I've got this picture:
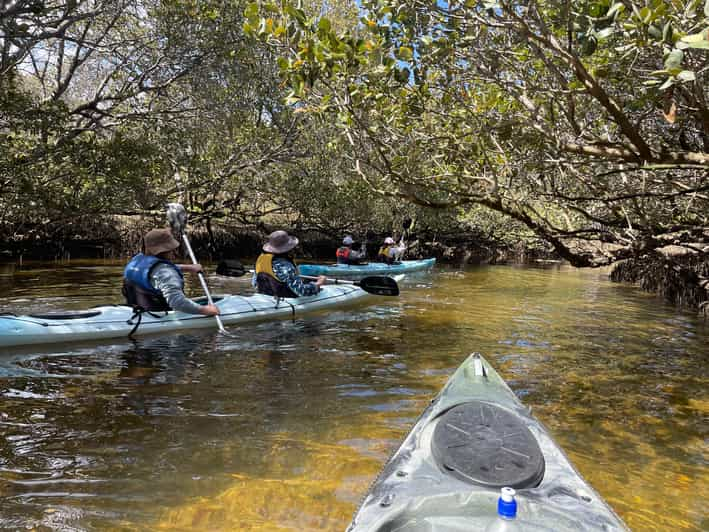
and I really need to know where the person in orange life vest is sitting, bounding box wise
[336,235,366,265]
[252,230,327,297]
[123,228,220,316]
[377,236,406,264]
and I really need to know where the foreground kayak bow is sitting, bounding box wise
[348,353,628,531]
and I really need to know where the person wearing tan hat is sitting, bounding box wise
[123,228,220,315]
[252,230,326,298]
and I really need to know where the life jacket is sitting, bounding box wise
[377,246,395,264]
[122,253,183,311]
[336,246,351,264]
[255,253,298,298]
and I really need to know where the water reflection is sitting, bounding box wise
[119,334,217,385]
[0,262,706,530]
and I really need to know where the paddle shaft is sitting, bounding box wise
[300,274,357,286]
[214,266,398,296]
[180,233,227,333]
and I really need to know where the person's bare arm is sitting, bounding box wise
[177,263,203,275]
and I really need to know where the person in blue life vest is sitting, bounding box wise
[253,230,326,297]
[123,228,220,316]
[336,235,366,265]
[377,236,406,264]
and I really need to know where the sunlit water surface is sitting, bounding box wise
[0,261,706,531]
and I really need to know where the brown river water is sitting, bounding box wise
[0,261,706,531]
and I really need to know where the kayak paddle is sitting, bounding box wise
[300,274,399,297]
[166,203,227,334]
[215,262,400,297]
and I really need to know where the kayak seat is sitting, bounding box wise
[216,260,245,277]
[432,400,545,489]
[28,311,102,320]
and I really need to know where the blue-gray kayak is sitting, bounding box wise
[299,258,436,277]
[0,284,371,348]
[348,353,628,531]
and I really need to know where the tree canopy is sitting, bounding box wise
[247,0,709,266]
[2,0,434,247]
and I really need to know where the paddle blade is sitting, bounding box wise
[216,259,247,277]
[166,203,188,234]
[356,276,399,296]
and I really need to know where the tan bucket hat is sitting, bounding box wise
[144,228,180,256]
[263,230,298,254]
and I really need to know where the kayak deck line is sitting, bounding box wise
[348,353,628,532]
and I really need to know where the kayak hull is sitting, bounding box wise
[348,353,628,531]
[299,258,435,277]
[0,284,368,348]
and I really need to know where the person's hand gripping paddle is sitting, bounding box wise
[166,203,228,334]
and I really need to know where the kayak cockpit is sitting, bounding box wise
[432,400,545,489]
[28,310,103,320]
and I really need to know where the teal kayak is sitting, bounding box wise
[348,353,628,531]
[299,258,435,277]
[0,284,372,348]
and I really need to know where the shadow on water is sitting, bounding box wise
[0,261,707,530]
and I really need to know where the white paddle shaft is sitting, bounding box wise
[180,233,226,333]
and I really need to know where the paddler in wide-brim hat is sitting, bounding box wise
[122,228,220,316]
[253,230,326,298]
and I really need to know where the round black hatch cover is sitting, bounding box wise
[432,401,545,489]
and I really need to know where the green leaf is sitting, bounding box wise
[244,3,259,22]
[664,49,683,70]
[318,17,331,32]
[596,27,615,40]
[398,46,413,61]
[606,2,625,19]
[705,0,709,17]
[294,77,304,96]
[285,5,307,24]
[680,30,709,49]
[662,22,673,43]
[648,25,662,40]
[638,6,650,23]
[676,70,696,82]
